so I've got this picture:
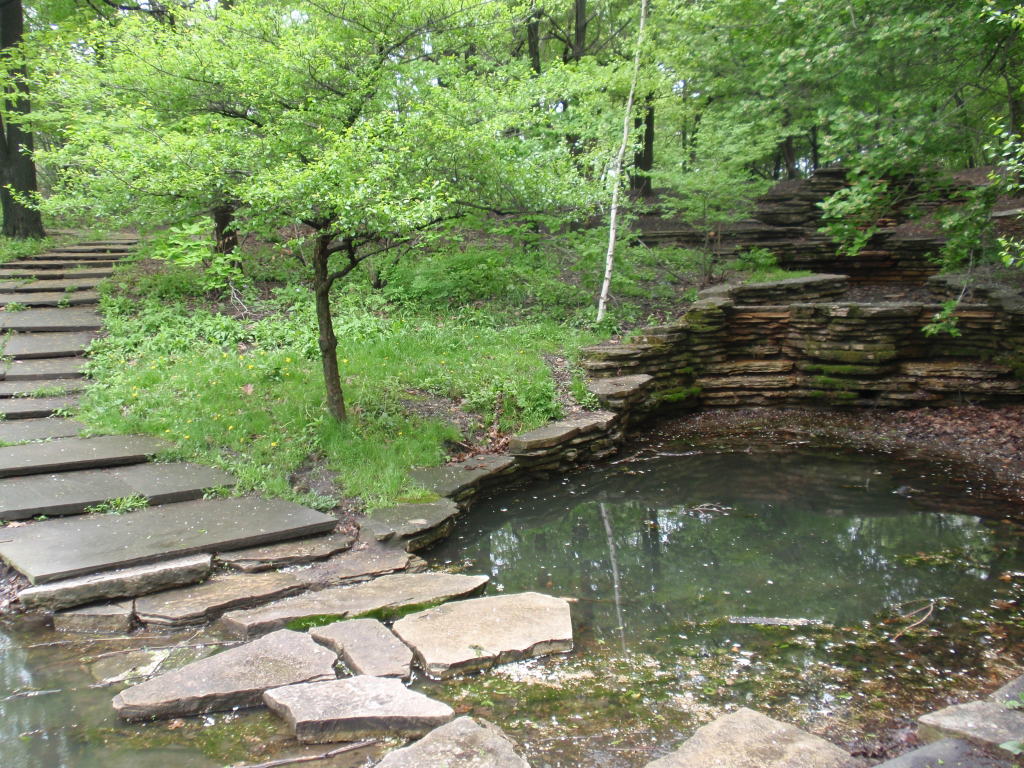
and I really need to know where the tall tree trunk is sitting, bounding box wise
[0,0,44,239]
[312,233,347,421]
[527,3,542,75]
[630,99,654,195]
[572,0,587,62]
[212,205,238,254]
[808,126,820,172]
[780,135,798,180]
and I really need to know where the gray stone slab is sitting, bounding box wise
[218,531,355,572]
[0,435,166,478]
[113,628,337,721]
[0,308,102,332]
[919,700,1024,749]
[0,279,102,293]
[375,717,531,768]
[644,708,860,768]
[874,739,1015,768]
[991,675,1024,705]
[19,554,212,611]
[263,676,453,743]
[310,619,413,679]
[0,268,113,280]
[364,499,461,551]
[220,572,489,639]
[1,259,115,270]
[0,417,84,443]
[136,571,306,626]
[295,540,413,588]
[54,600,135,634]
[0,379,85,398]
[587,374,654,399]
[392,592,573,679]
[0,461,235,520]
[1,356,86,380]
[0,496,336,584]
[4,331,98,359]
[0,395,78,420]
[409,455,517,499]
[0,291,99,307]
[508,411,616,454]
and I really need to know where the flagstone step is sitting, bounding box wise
[0,395,79,420]
[0,496,337,583]
[1,259,117,270]
[32,249,131,258]
[0,268,113,280]
[0,308,102,332]
[0,290,100,307]
[4,331,98,359]
[0,435,166,478]
[0,278,102,293]
[135,570,306,626]
[1,356,87,380]
[872,738,1015,767]
[0,417,85,443]
[375,717,531,768]
[0,461,234,520]
[0,378,85,398]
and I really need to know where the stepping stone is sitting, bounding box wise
[0,435,166,479]
[0,291,100,307]
[18,553,212,611]
[918,700,1024,750]
[0,496,335,584]
[310,619,414,679]
[135,571,306,626]
[363,499,462,551]
[218,530,356,572]
[990,675,1024,705]
[0,379,85,398]
[873,738,1015,767]
[0,268,113,280]
[1,356,86,380]
[263,675,453,743]
[0,461,235,520]
[392,592,573,679]
[1,259,116,270]
[409,454,517,499]
[643,708,860,768]
[0,307,102,332]
[375,717,531,768]
[0,278,101,293]
[0,417,84,443]
[31,251,127,260]
[220,572,489,639]
[0,395,78,419]
[112,628,337,721]
[4,331,98,359]
[53,599,135,634]
[295,540,413,587]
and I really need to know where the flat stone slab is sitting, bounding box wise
[263,676,453,743]
[919,700,1024,749]
[4,331,98,359]
[0,461,235,520]
[0,290,99,307]
[0,278,102,293]
[0,267,113,280]
[990,675,1024,705]
[0,307,102,332]
[218,530,356,572]
[392,592,573,679]
[53,600,135,634]
[0,395,78,419]
[136,571,306,626]
[295,540,413,587]
[1,356,86,380]
[1,259,116,270]
[19,554,212,611]
[363,499,461,551]
[587,374,654,399]
[508,411,616,454]
[0,379,85,398]
[310,619,414,679]
[113,628,337,721]
[874,738,1016,767]
[644,708,860,768]
[409,455,517,498]
[375,717,531,768]
[220,572,489,639]
[0,497,335,584]
[0,435,166,479]
[0,417,84,443]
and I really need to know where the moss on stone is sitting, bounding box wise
[802,363,880,376]
[811,375,858,391]
[656,385,703,404]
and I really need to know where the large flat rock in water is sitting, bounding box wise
[54,600,135,634]
[918,700,1024,749]
[0,497,336,584]
[0,418,84,443]
[392,592,573,679]
[220,572,489,638]
[263,676,453,743]
[874,738,1016,767]
[375,717,531,768]
[0,435,166,478]
[0,307,102,332]
[310,619,413,679]
[643,708,860,768]
[112,629,337,721]
[136,571,306,626]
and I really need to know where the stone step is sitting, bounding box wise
[0,435,166,478]
[0,395,79,420]
[918,700,1024,752]
[1,356,87,380]
[0,278,102,293]
[0,268,113,280]
[1,259,116,270]
[375,717,531,768]
[0,496,337,584]
[0,308,102,332]
[0,461,235,520]
[0,417,85,444]
[873,738,1015,767]
[4,331,98,359]
[310,618,414,679]
[0,379,85,398]
[31,249,130,259]
[135,570,306,626]
[0,290,100,307]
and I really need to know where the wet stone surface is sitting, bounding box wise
[218,530,356,572]
[918,700,1024,749]
[363,499,462,551]
[53,599,135,634]
[374,716,531,768]
[309,618,413,679]
[135,571,306,626]
[874,738,1016,768]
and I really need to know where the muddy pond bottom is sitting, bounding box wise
[426,447,1024,767]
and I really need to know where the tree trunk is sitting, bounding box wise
[312,234,346,421]
[212,205,238,254]
[572,0,587,62]
[781,135,798,180]
[527,3,542,75]
[630,99,654,195]
[0,0,44,239]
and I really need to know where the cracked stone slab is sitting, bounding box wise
[409,455,517,498]
[392,592,573,679]
[310,619,413,679]
[644,708,861,768]
[4,331,98,359]
[0,435,166,479]
[919,700,1024,749]
[53,599,135,634]
[220,572,489,639]
[0,418,85,443]
[873,738,1016,767]
[0,497,335,584]
[263,676,453,743]
[113,629,337,721]
[375,717,531,768]
[363,499,461,551]
[0,379,85,398]
[0,308,102,332]
[218,531,356,572]
[1,356,87,381]
[295,540,413,588]
[0,395,79,420]
[136,571,306,626]
[19,554,212,611]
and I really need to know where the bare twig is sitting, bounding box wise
[893,600,935,640]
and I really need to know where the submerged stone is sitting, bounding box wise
[135,571,306,626]
[53,599,134,634]
[310,618,413,679]
[374,716,531,768]
[263,675,453,743]
[918,700,1024,749]
[112,629,337,721]
[391,592,573,679]
[218,531,356,572]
